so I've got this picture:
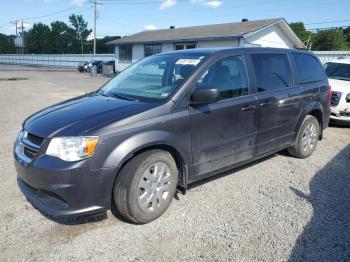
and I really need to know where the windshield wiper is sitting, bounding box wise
[112,92,139,101]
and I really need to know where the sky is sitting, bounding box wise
[0,0,349,38]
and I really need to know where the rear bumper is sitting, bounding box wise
[14,140,116,220]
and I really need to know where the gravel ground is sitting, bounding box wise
[0,65,349,261]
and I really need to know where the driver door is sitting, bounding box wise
[189,54,257,177]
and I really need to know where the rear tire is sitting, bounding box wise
[113,150,178,224]
[288,115,320,158]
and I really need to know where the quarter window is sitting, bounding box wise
[293,53,325,84]
[195,55,249,100]
[144,44,162,57]
[251,54,293,92]
[119,45,132,61]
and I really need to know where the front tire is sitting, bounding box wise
[113,150,178,224]
[288,115,320,158]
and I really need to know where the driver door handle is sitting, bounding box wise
[241,105,256,111]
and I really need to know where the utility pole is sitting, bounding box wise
[21,20,24,54]
[93,0,97,54]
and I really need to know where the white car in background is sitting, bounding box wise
[324,58,350,125]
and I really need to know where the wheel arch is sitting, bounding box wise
[104,130,191,197]
[294,102,324,141]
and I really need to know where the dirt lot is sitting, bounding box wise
[0,65,349,261]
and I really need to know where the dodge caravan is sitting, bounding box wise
[14,48,331,224]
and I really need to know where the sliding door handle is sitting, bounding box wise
[241,105,256,111]
[260,101,273,107]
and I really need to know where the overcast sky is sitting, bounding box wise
[0,0,349,37]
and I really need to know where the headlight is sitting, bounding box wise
[46,136,99,161]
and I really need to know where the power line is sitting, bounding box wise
[305,19,350,26]
[21,4,89,21]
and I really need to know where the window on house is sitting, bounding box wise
[175,43,197,50]
[119,45,132,61]
[144,44,162,57]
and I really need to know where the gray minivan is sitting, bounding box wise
[14,48,331,224]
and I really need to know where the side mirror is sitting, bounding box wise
[190,88,219,106]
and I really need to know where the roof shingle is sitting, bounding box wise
[107,18,282,45]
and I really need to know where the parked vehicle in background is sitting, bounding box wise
[97,60,115,74]
[324,58,350,125]
[77,61,88,73]
[14,48,330,224]
[86,60,103,73]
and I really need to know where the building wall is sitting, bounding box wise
[244,24,294,48]
[162,43,173,52]
[132,44,144,62]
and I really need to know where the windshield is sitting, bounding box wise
[324,62,350,81]
[100,53,207,102]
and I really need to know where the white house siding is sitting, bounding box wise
[115,44,144,72]
[132,44,144,62]
[162,43,173,52]
[197,39,239,48]
[244,24,294,48]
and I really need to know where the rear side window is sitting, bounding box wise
[251,54,293,92]
[293,53,325,84]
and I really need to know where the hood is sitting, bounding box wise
[329,78,350,94]
[24,93,158,138]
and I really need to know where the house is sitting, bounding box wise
[107,18,305,72]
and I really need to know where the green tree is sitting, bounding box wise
[0,33,15,53]
[49,21,75,54]
[289,22,313,49]
[69,14,92,54]
[91,36,121,53]
[312,29,347,51]
[25,23,51,53]
[343,26,350,48]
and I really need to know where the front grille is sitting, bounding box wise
[21,132,44,160]
[331,91,342,107]
[27,133,44,146]
[340,111,350,117]
[23,147,37,159]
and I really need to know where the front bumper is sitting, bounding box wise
[330,107,350,124]
[14,138,116,220]
[330,114,350,124]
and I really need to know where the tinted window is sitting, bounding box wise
[294,53,325,84]
[324,62,350,81]
[119,45,132,61]
[144,44,162,57]
[195,55,249,100]
[251,54,293,92]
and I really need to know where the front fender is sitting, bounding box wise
[101,129,192,187]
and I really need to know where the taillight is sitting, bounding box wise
[327,85,332,105]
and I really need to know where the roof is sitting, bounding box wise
[156,47,311,58]
[107,18,282,45]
